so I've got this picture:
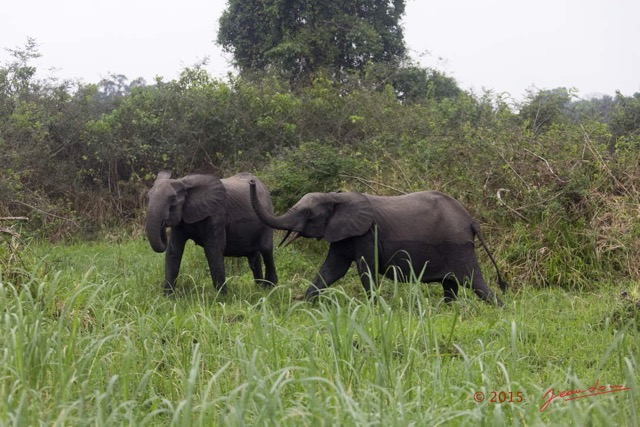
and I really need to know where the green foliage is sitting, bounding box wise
[1,39,640,291]
[218,0,407,84]
[609,91,640,141]
[264,141,358,211]
[1,37,640,423]
[364,64,463,103]
[0,241,638,425]
[518,87,576,135]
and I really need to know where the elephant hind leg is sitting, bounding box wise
[260,248,278,286]
[468,270,502,306]
[442,277,459,303]
[247,252,266,286]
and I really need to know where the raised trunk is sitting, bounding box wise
[249,180,297,230]
[145,202,168,253]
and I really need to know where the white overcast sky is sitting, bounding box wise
[1,0,639,100]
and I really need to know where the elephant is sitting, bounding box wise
[145,172,278,295]
[249,181,507,304]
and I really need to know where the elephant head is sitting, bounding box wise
[249,180,374,245]
[145,171,226,252]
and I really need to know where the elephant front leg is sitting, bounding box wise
[355,254,378,298]
[164,230,187,295]
[305,244,353,300]
[354,232,378,298]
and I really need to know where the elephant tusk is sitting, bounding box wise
[278,230,301,247]
[283,231,302,247]
[278,230,292,247]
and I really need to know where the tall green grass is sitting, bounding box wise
[0,239,638,425]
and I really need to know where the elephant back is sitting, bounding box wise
[222,173,275,215]
[369,191,474,245]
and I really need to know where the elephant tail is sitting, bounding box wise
[471,222,508,294]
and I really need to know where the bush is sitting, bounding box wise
[263,141,358,212]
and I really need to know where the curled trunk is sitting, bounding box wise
[145,201,168,253]
[249,180,297,231]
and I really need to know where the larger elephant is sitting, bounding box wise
[145,172,278,295]
[250,181,506,304]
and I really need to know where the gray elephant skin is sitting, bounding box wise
[145,172,278,295]
[250,181,506,304]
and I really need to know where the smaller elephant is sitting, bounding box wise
[145,172,278,295]
[250,181,506,304]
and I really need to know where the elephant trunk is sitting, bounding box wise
[249,180,297,231]
[145,199,168,253]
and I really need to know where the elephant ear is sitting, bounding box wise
[180,174,226,224]
[155,170,171,181]
[324,192,374,242]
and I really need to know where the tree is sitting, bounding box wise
[363,63,461,102]
[609,91,640,141]
[217,0,407,84]
[518,87,575,134]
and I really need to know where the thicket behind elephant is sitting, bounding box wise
[145,172,277,295]
[249,181,507,304]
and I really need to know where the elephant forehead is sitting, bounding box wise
[150,180,176,195]
[298,193,331,206]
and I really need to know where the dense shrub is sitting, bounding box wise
[1,41,639,289]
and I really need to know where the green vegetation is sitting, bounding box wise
[0,240,638,425]
[1,3,639,422]
[218,0,407,85]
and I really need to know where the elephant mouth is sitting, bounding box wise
[278,230,302,247]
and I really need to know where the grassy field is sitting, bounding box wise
[1,236,638,426]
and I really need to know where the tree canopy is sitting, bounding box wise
[217,0,407,84]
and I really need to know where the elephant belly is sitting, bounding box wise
[379,241,473,283]
[223,222,267,257]
[180,221,266,257]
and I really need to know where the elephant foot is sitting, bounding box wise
[266,275,279,286]
[163,284,176,297]
[477,290,503,306]
[304,286,323,301]
[256,279,277,288]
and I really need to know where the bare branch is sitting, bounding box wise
[496,188,529,222]
[339,174,407,195]
[0,217,29,221]
[523,148,566,184]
